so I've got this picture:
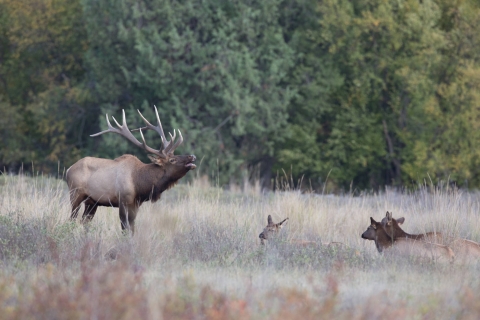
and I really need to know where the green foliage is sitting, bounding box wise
[2,0,480,189]
[277,0,480,190]
[0,0,92,173]
[83,0,295,185]
[400,2,480,187]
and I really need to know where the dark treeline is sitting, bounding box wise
[1,0,480,190]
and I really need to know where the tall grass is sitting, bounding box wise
[0,174,480,318]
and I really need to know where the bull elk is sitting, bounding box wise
[361,217,454,263]
[382,211,480,261]
[259,215,344,247]
[66,106,196,234]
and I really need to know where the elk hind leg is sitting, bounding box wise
[81,203,98,224]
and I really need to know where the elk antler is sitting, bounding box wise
[131,105,184,155]
[91,108,172,158]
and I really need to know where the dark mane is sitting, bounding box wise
[134,165,185,203]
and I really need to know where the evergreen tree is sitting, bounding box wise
[0,0,91,173]
[278,0,453,190]
[83,0,295,186]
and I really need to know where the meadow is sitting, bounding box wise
[1,174,480,319]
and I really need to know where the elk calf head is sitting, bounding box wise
[259,215,288,245]
[361,217,379,241]
[381,211,404,230]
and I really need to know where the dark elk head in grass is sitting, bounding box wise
[361,217,378,241]
[66,106,196,235]
[259,215,288,244]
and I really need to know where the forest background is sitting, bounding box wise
[1,0,480,191]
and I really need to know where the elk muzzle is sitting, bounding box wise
[361,229,374,240]
[185,155,197,169]
[259,232,267,245]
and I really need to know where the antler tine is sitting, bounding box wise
[90,114,117,137]
[165,129,184,154]
[154,105,169,147]
[90,109,166,158]
[165,131,175,154]
[170,130,176,143]
[136,106,172,151]
[137,128,151,151]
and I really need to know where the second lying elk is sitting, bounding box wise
[381,211,442,243]
[259,215,343,247]
[66,106,196,234]
[361,217,455,263]
[382,211,480,260]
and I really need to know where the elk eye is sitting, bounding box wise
[169,158,175,163]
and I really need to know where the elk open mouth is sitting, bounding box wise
[185,163,196,169]
[185,155,196,169]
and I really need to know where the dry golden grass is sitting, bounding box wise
[0,174,480,319]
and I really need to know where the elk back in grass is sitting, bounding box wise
[258,215,344,248]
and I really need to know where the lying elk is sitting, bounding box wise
[66,106,196,234]
[382,211,480,261]
[259,215,344,247]
[259,215,289,245]
[381,211,442,243]
[361,217,454,263]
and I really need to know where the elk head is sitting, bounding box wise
[361,217,397,252]
[381,211,405,228]
[381,211,406,239]
[361,217,379,241]
[259,215,289,245]
[91,105,196,174]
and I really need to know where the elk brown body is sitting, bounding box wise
[382,211,480,261]
[66,106,196,234]
[361,217,454,263]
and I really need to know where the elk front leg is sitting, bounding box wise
[81,203,98,224]
[70,191,86,221]
[119,203,138,235]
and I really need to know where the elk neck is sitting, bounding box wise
[133,163,182,203]
[374,225,395,253]
[387,221,424,241]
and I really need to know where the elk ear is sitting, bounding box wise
[396,217,405,225]
[386,211,393,222]
[148,154,167,167]
[279,218,289,226]
[267,215,273,225]
[370,217,377,225]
